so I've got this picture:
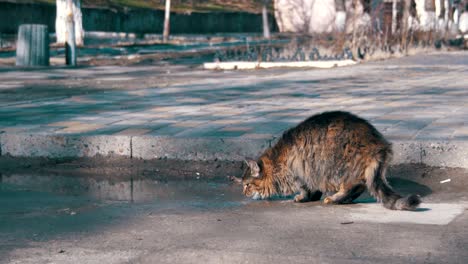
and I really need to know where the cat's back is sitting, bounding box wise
[262,111,392,190]
[282,111,390,149]
[300,111,369,129]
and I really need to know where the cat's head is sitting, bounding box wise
[241,159,266,200]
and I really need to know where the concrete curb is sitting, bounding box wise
[1,133,467,168]
[131,136,272,160]
[0,134,131,158]
[391,140,468,168]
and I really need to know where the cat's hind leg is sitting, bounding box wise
[323,184,366,204]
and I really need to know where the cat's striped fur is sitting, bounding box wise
[241,111,421,210]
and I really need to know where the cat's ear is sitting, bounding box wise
[244,159,261,178]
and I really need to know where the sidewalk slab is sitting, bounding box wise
[0,52,467,168]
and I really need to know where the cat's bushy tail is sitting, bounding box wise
[365,151,421,210]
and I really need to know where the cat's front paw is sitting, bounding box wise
[323,197,335,204]
[294,194,309,203]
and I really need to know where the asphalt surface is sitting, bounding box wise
[1,162,467,264]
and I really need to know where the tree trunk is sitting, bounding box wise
[56,0,83,46]
[335,0,346,32]
[425,0,436,12]
[351,0,359,59]
[163,0,171,43]
[459,0,468,33]
[391,0,398,34]
[335,0,345,12]
[262,0,271,39]
[438,0,445,19]
[65,15,76,66]
[16,24,50,66]
[401,0,411,53]
[445,0,450,20]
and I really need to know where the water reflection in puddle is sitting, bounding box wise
[0,173,246,207]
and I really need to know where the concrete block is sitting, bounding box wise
[391,140,422,165]
[419,141,468,168]
[0,134,131,158]
[390,140,468,169]
[131,136,272,161]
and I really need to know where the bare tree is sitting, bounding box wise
[163,0,171,43]
[391,0,398,34]
[335,0,345,11]
[458,0,468,33]
[439,0,445,19]
[425,0,436,12]
[335,0,346,32]
[56,0,83,46]
[444,0,450,21]
[262,0,271,39]
[401,0,411,53]
[351,0,359,58]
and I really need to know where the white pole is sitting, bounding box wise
[262,0,271,39]
[392,0,398,34]
[163,0,171,43]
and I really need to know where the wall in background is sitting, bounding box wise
[0,2,278,34]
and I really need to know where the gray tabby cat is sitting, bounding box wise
[235,111,421,210]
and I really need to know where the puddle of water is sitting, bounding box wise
[0,173,249,241]
[0,173,246,207]
[0,168,452,217]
